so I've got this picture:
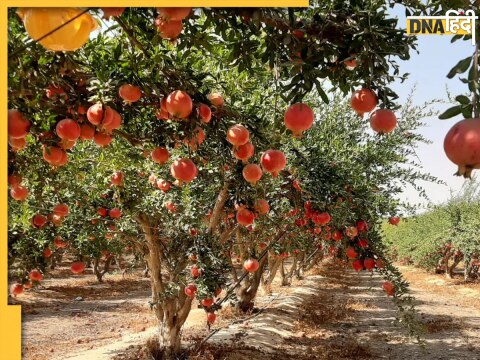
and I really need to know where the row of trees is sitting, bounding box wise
[7,2,470,358]
[383,179,480,281]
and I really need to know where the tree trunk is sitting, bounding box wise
[236,255,267,312]
[303,249,323,272]
[446,253,462,279]
[281,256,298,286]
[261,255,282,295]
[93,256,113,283]
[136,213,191,359]
[294,252,305,279]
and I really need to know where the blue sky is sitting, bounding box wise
[388,5,474,207]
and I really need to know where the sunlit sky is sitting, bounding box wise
[388,5,472,207]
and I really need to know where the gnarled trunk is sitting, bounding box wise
[93,256,112,283]
[446,252,462,279]
[261,255,282,295]
[137,213,192,359]
[236,255,267,312]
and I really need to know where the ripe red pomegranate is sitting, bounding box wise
[364,258,376,270]
[42,146,63,165]
[227,124,250,146]
[345,226,358,238]
[166,90,192,118]
[87,103,112,126]
[184,284,197,298]
[119,84,142,103]
[155,18,183,39]
[236,208,255,226]
[151,147,170,164]
[46,84,67,99]
[24,281,33,289]
[80,124,95,140]
[9,137,27,151]
[10,283,24,297]
[346,247,358,259]
[332,230,342,241]
[356,220,368,232]
[56,119,81,141]
[198,103,212,123]
[94,132,112,147]
[170,158,198,183]
[444,118,480,177]
[370,109,397,134]
[388,216,400,225]
[358,239,368,248]
[29,269,43,282]
[165,201,177,213]
[98,207,108,217]
[201,298,214,307]
[191,265,200,278]
[233,142,254,161]
[109,208,122,219]
[157,7,191,20]
[382,281,395,296]
[71,262,86,274]
[284,103,314,137]
[54,236,67,249]
[43,248,52,258]
[314,227,322,234]
[103,108,122,132]
[53,203,69,217]
[352,259,364,272]
[10,185,28,201]
[207,312,216,324]
[207,93,224,107]
[214,288,222,297]
[157,179,171,192]
[8,174,22,187]
[189,228,198,236]
[8,109,30,139]
[315,212,331,225]
[242,164,263,185]
[254,199,269,215]
[376,259,386,269]
[102,7,125,19]
[260,150,286,177]
[32,214,47,229]
[351,89,377,114]
[111,171,124,186]
[324,232,332,241]
[243,258,260,272]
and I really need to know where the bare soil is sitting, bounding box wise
[13,262,480,360]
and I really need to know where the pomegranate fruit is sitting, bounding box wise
[364,258,376,270]
[109,208,122,218]
[443,118,480,177]
[382,281,395,296]
[102,7,125,19]
[227,124,250,146]
[352,259,364,272]
[8,109,30,139]
[111,171,124,186]
[155,18,183,39]
[157,7,191,20]
[201,298,214,307]
[242,164,263,185]
[351,89,377,114]
[119,84,142,103]
[207,312,216,324]
[94,132,112,147]
[233,141,254,161]
[207,93,224,107]
[184,284,197,298]
[254,199,269,215]
[53,203,69,217]
[10,283,24,296]
[284,103,314,137]
[29,269,43,282]
[151,147,170,164]
[157,179,171,192]
[71,262,86,274]
[260,150,286,177]
[243,258,260,272]
[198,103,212,123]
[346,247,358,259]
[370,109,397,134]
[236,208,255,226]
[388,216,400,225]
[32,214,47,229]
[166,90,192,118]
[56,119,81,141]
[170,158,198,183]
[80,124,95,140]
[10,185,28,201]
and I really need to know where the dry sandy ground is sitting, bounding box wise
[12,263,480,360]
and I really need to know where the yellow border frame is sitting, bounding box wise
[2,1,308,359]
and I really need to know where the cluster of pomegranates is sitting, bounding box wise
[350,88,398,134]
[154,8,192,40]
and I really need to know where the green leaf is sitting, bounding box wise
[447,56,472,79]
[438,105,463,119]
[455,95,470,105]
